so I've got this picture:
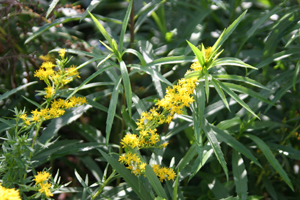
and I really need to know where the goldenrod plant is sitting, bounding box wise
[1,0,300,199]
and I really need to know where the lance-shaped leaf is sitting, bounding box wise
[244,134,294,191]
[119,0,133,53]
[202,118,228,180]
[187,41,205,66]
[106,78,122,145]
[25,15,82,44]
[217,80,260,119]
[222,83,273,105]
[212,10,247,51]
[0,81,37,102]
[120,61,132,117]
[232,150,248,200]
[212,57,257,70]
[211,77,230,110]
[213,74,270,91]
[88,11,113,49]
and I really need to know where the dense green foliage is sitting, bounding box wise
[1,0,300,199]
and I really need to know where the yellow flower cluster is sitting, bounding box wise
[34,49,80,100]
[20,96,86,125]
[152,164,176,182]
[119,46,212,182]
[34,171,53,198]
[20,49,87,126]
[0,184,21,200]
[119,152,146,176]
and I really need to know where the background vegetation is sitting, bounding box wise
[0,0,300,199]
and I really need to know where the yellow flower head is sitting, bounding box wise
[58,48,66,58]
[0,184,21,200]
[39,182,53,197]
[34,171,51,184]
[120,133,139,149]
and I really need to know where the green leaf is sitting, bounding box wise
[176,143,197,172]
[88,11,113,48]
[120,61,132,117]
[172,169,180,200]
[75,169,92,195]
[202,118,228,180]
[123,48,146,66]
[222,83,273,105]
[187,41,205,66]
[49,48,100,58]
[269,143,300,160]
[66,64,113,101]
[22,95,43,109]
[0,81,37,102]
[212,57,257,70]
[216,117,241,130]
[99,150,153,200]
[232,150,248,200]
[263,9,300,58]
[25,15,82,44]
[130,64,172,86]
[80,156,103,182]
[237,3,281,54]
[80,0,102,22]
[213,74,270,91]
[217,80,260,119]
[148,56,194,66]
[119,0,133,53]
[262,176,278,200]
[211,77,230,110]
[145,165,168,199]
[106,78,122,145]
[244,134,294,191]
[46,0,59,19]
[204,70,209,102]
[212,10,247,51]
[293,60,300,90]
[211,125,261,167]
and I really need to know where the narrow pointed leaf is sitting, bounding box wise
[187,41,205,66]
[0,81,37,102]
[205,70,209,102]
[46,0,59,19]
[218,81,260,119]
[202,118,228,180]
[223,83,273,105]
[213,74,270,91]
[211,125,261,167]
[119,0,133,52]
[212,10,247,51]
[88,11,113,47]
[120,61,132,117]
[106,78,122,145]
[212,57,257,70]
[232,150,248,200]
[211,78,229,110]
[245,134,294,191]
[293,60,300,90]
[25,15,82,44]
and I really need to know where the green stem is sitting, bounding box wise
[91,170,117,200]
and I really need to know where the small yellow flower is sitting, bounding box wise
[39,182,53,197]
[58,48,66,58]
[34,171,51,184]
